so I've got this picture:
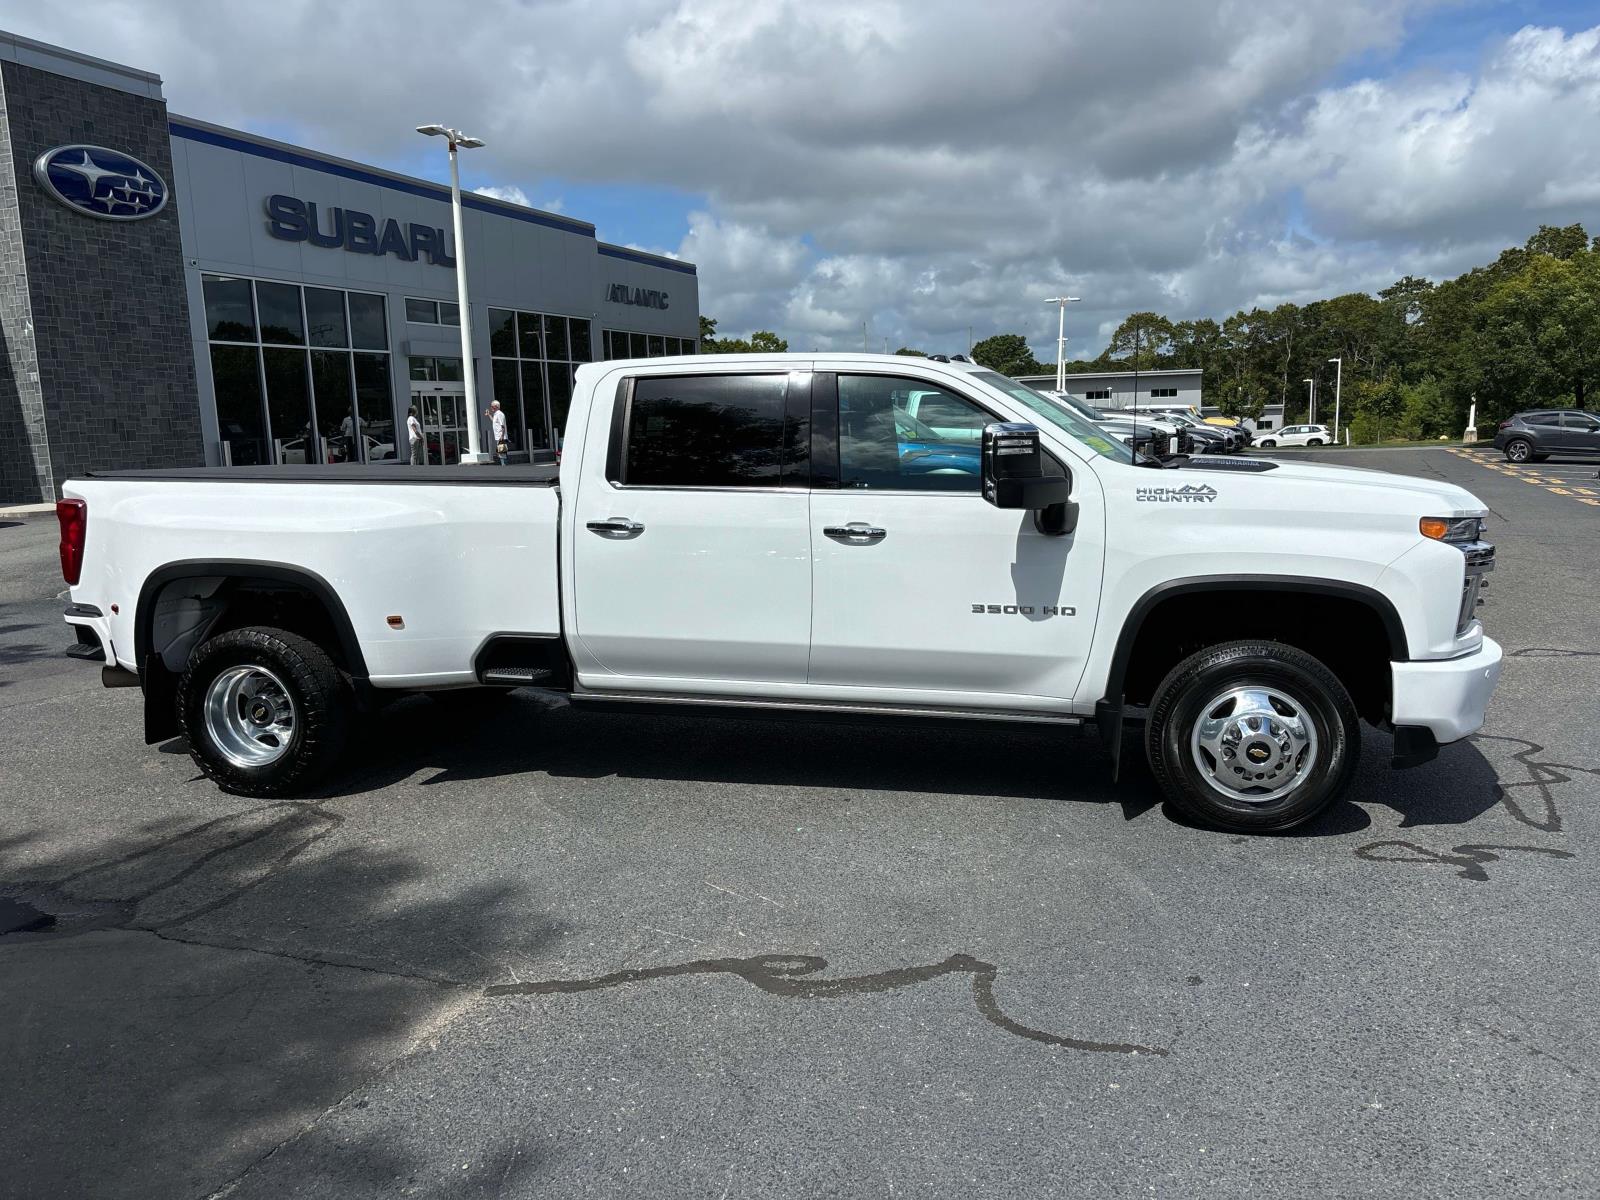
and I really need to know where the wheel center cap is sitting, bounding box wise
[248,701,272,725]
[1244,740,1272,764]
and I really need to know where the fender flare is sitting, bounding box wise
[1101,574,1410,707]
[134,559,369,681]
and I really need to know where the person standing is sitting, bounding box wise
[488,399,509,466]
[407,405,424,465]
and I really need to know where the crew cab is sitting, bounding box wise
[58,354,1502,832]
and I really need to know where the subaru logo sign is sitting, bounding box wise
[32,144,169,221]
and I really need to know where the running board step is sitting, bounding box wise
[481,666,558,686]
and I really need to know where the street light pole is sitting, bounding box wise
[1303,377,1316,426]
[417,123,488,464]
[1044,296,1080,392]
[1327,357,1342,441]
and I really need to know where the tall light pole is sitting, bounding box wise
[1303,377,1316,426]
[417,123,487,464]
[1044,296,1080,392]
[1327,357,1342,441]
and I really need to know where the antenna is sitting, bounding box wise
[1130,322,1140,465]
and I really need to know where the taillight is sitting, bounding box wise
[56,498,86,585]
[1498,420,1513,430]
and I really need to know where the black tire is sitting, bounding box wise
[1145,640,1359,833]
[1504,438,1532,463]
[1307,438,1323,446]
[178,626,350,797]
[1258,439,1276,448]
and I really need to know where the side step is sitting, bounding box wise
[481,666,558,687]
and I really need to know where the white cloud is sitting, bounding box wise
[12,2,1600,356]
[473,184,531,207]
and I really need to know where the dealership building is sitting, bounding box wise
[0,30,699,504]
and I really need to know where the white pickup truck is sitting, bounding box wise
[58,354,1500,832]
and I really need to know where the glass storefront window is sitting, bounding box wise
[520,361,549,448]
[489,308,517,357]
[405,298,438,324]
[543,314,568,361]
[304,288,349,348]
[355,353,395,459]
[348,292,388,350]
[440,301,460,326]
[204,276,256,342]
[256,281,305,345]
[631,332,648,358]
[569,318,592,361]
[263,348,313,462]
[311,350,358,463]
[517,311,543,359]
[210,344,267,464]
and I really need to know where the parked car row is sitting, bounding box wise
[1038,391,1251,459]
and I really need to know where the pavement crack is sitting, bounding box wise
[486,951,1168,1057]
[146,927,473,988]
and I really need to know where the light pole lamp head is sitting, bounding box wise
[416,125,486,149]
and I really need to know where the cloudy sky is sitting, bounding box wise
[14,1,1600,357]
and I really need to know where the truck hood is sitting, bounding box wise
[1181,457,1487,515]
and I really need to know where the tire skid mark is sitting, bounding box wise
[17,800,342,932]
[1474,733,1600,833]
[487,951,1169,1057]
[1353,841,1574,882]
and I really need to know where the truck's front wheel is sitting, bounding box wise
[178,626,349,797]
[1145,640,1358,832]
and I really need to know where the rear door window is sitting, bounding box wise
[621,373,806,487]
[1527,411,1563,426]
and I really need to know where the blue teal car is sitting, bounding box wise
[896,412,980,477]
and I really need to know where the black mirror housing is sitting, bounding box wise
[982,423,1072,510]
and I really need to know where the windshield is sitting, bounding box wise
[969,370,1129,461]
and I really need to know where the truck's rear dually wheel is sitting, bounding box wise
[178,626,349,797]
[1145,640,1359,832]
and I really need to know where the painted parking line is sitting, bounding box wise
[1444,447,1600,512]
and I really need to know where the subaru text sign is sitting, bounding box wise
[265,195,455,266]
[33,145,169,221]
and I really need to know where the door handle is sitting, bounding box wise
[823,523,887,543]
[586,517,645,537]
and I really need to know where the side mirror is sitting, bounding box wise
[981,423,1077,535]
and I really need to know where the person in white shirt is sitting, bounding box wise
[488,399,509,466]
[407,406,424,465]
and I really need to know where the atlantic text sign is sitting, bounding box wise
[607,283,669,310]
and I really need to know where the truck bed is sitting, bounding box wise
[85,463,561,486]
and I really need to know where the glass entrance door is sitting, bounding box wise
[412,382,467,464]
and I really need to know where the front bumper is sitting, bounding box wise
[1390,636,1503,744]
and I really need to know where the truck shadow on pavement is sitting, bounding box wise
[0,805,556,1200]
[299,692,1508,838]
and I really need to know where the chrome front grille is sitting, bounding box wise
[1458,542,1495,635]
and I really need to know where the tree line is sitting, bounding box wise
[698,224,1600,440]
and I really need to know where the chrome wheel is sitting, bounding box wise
[1189,685,1318,804]
[203,664,296,768]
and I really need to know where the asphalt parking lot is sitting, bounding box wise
[3,445,1598,1199]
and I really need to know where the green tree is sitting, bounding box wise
[1103,312,1176,370]
[894,346,926,357]
[749,330,789,353]
[1478,249,1600,410]
[699,315,718,350]
[971,333,1042,376]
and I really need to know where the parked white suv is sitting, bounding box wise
[58,354,1499,833]
[1258,425,1332,448]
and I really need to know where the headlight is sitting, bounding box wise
[1420,516,1485,544]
